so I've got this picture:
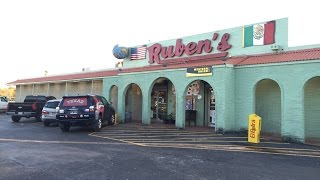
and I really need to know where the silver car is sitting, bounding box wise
[42,99,61,126]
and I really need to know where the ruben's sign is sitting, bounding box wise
[148,32,232,64]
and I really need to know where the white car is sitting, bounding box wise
[42,99,61,126]
[0,96,8,112]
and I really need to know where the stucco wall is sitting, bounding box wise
[103,66,234,131]
[92,80,102,95]
[304,77,320,139]
[235,60,320,142]
[34,84,48,96]
[50,83,66,99]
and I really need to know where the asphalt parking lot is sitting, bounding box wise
[1,113,320,180]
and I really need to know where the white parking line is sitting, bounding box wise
[0,138,127,145]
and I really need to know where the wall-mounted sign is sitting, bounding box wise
[186,66,212,77]
[148,33,232,65]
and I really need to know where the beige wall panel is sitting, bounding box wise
[92,80,102,96]
[67,81,91,96]
[50,83,66,99]
[16,85,21,102]
[19,85,33,101]
[34,84,48,96]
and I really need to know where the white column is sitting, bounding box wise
[47,83,50,96]
[19,85,22,101]
[91,80,94,94]
[65,82,68,96]
[32,84,35,95]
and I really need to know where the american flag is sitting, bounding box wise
[130,45,147,60]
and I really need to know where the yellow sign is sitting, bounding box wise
[248,114,262,143]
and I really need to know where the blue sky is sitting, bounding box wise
[1,0,319,87]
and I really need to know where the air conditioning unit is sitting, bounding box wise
[271,45,280,51]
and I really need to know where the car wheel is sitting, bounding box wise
[92,117,102,132]
[12,116,21,122]
[59,123,70,132]
[44,121,50,127]
[108,113,115,125]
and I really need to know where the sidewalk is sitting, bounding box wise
[90,122,320,158]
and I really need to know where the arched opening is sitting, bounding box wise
[255,79,281,138]
[184,80,216,128]
[304,76,320,143]
[109,85,118,114]
[150,78,176,124]
[125,83,142,123]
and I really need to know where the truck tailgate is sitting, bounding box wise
[7,102,34,112]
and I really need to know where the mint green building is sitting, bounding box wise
[106,17,320,144]
[9,18,320,144]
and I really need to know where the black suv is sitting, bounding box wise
[56,95,115,132]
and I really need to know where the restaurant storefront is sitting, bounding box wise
[9,18,320,143]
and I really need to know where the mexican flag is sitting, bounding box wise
[242,21,276,47]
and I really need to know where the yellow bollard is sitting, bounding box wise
[248,114,262,143]
[114,113,118,126]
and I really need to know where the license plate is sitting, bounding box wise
[18,112,23,115]
[70,111,78,115]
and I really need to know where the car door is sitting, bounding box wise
[94,96,105,120]
[100,96,113,121]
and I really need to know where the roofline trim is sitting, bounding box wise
[8,77,104,86]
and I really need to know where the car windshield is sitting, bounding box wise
[24,96,47,103]
[45,101,60,108]
[0,97,7,102]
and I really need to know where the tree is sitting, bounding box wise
[0,87,16,101]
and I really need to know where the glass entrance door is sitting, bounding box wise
[151,91,167,120]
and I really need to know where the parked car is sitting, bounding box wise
[56,95,115,132]
[7,95,56,122]
[0,96,8,112]
[42,99,62,126]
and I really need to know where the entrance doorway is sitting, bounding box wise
[150,78,176,124]
[185,80,215,128]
